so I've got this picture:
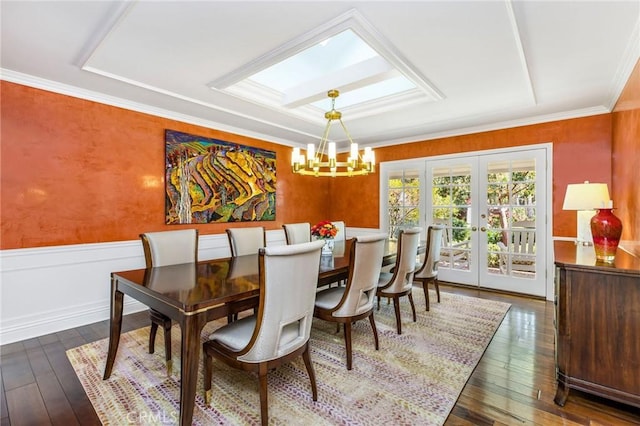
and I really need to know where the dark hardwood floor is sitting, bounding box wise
[2,284,639,425]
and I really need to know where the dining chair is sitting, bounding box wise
[226,227,265,256]
[314,233,387,370]
[376,227,421,334]
[283,222,311,245]
[225,227,265,321]
[332,220,346,242]
[139,229,198,374]
[203,240,325,426]
[413,225,444,311]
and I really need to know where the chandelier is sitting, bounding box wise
[291,89,375,177]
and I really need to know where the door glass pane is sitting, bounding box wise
[432,164,471,271]
[486,158,536,279]
[387,169,420,239]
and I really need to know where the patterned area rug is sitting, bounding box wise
[67,289,510,425]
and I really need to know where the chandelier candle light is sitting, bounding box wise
[291,90,375,177]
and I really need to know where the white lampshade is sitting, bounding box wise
[562,181,610,210]
[562,181,610,245]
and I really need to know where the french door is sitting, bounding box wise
[426,149,547,297]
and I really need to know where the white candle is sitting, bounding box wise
[307,143,315,161]
[328,142,336,160]
[350,143,358,159]
[292,147,300,165]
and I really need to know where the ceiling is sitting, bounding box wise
[2,1,639,152]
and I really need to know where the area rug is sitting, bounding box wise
[67,289,510,425]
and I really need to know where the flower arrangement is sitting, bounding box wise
[311,220,338,239]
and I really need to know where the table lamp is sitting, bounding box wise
[562,181,610,245]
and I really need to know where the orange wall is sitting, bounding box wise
[612,59,640,242]
[329,115,613,238]
[0,82,330,249]
[0,79,629,250]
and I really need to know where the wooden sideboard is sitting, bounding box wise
[553,241,640,408]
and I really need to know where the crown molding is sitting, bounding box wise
[0,69,300,147]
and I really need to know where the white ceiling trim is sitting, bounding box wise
[369,105,611,150]
[0,69,298,147]
[505,0,536,105]
[0,69,613,153]
[606,17,640,109]
[74,2,133,68]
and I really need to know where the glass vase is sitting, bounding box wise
[590,208,623,263]
[321,238,335,255]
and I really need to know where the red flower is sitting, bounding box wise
[311,220,338,239]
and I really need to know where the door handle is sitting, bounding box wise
[480,227,487,232]
[471,226,477,231]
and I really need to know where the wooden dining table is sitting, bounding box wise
[102,238,402,426]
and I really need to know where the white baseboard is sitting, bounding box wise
[0,229,291,345]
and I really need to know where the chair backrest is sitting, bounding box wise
[383,228,421,293]
[415,225,444,279]
[510,221,536,255]
[238,240,325,362]
[226,227,265,257]
[332,233,387,318]
[283,222,311,245]
[140,229,198,267]
[332,221,346,242]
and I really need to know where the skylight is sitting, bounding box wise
[245,29,416,110]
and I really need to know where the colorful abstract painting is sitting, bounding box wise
[165,130,276,224]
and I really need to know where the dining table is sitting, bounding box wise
[102,238,405,426]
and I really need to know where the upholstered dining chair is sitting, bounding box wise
[225,227,265,321]
[314,233,387,370]
[332,220,346,242]
[226,227,265,256]
[203,240,325,426]
[283,222,311,245]
[376,227,421,334]
[140,229,198,374]
[413,225,444,311]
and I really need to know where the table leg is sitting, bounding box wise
[179,312,207,426]
[103,278,124,380]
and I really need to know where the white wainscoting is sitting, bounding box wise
[0,229,293,345]
[0,227,379,344]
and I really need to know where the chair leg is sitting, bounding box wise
[302,344,318,401]
[368,313,379,350]
[336,323,340,333]
[392,297,402,335]
[376,295,381,310]
[343,321,353,370]
[434,278,441,303]
[258,363,269,426]
[421,279,431,311]
[149,321,158,354]
[407,291,417,323]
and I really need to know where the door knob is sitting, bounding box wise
[480,227,487,232]
[471,226,477,231]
